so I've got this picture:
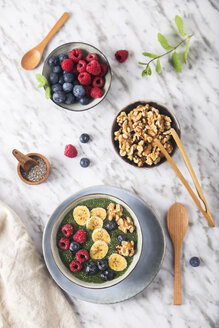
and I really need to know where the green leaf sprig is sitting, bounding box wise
[139,15,194,76]
[36,74,51,99]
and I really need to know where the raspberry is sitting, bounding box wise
[69,260,82,272]
[84,85,92,97]
[61,224,73,237]
[78,72,91,86]
[77,60,87,73]
[86,60,101,76]
[64,144,77,158]
[76,249,89,263]
[92,76,104,88]
[61,59,74,72]
[73,229,87,244]
[90,87,103,98]
[86,53,98,62]
[58,237,70,250]
[68,49,83,63]
[115,50,129,63]
[99,64,108,77]
[72,65,79,76]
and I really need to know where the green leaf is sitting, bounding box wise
[142,70,146,77]
[157,33,173,50]
[45,86,51,99]
[156,59,161,73]
[184,39,190,63]
[171,51,182,72]
[175,15,186,37]
[142,52,157,58]
[138,61,147,65]
[145,65,152,75]
[36,74,48,88]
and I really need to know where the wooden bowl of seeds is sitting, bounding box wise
[17,153,50,185]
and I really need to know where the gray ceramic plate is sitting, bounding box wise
[43,186,165,303]
[42,42,112,112]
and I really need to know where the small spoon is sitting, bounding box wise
[21,12,69,70]
[167,202,188,305]
[12,149,38,172]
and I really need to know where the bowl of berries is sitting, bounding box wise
[50,193,142,289]
[42,42,112,112]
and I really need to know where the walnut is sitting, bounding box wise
[114,104,173,166]
[116,216,135,233]
[116,241,135,257]
[107,203,123,221]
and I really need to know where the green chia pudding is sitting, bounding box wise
[56,197,138,284]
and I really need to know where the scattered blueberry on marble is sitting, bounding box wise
[69,241,81,253]
[48,56,59,67]
[80,133,90,143]
[51,83,62,93]
[65,93,75,105]
[97,259,108,271]
[63,82,73,93]
[79,96,90,105]
[117,234,127,243]
[73,85,85,99]
[49,72,59,84]
[52,91,66,103]
[85,262,98,275]
[189,257,200,267]
[106,221,117,231]
[80,158,90,168]
[101,269,114,281]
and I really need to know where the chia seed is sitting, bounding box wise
[20,156,47,182]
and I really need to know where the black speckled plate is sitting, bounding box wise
[43,186,165,303]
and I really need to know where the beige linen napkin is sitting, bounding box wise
[0,201,81,328]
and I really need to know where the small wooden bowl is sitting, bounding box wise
[111,100,181,168]
[17,153,50,185]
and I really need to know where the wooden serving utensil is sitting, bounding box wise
[21,12,69,70]
[12,149,38,172]
[154,128,215,227]
[167,203,188,305]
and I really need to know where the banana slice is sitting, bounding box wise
[73,206,90,226]
[90,207,107,220]
[86,216,103,230]
[92,228,111,244]
[108,253,127,271]
[90,240,108,260]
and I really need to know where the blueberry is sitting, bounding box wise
[51,83,62,93]
[80,133,90,143]
[63,82,73,93]
[58,53,68,63]
[79,96,90,105]
[80,158,90,168]
[52,65,62,73]
[97,259,108,271]
[73,85,85,99]
[52,91,66,103]
[69,241,81,253]
[73,79,80,86]
[63,72,74,83]
[101,269,114,281]
[58,75,65,85]
[85,262,98,275]
[117,234,127,243]
[48,56,59,67]
[189,257,200,267]
[49,72,59,84]
[106,221,117,231]
[65,93,75,105]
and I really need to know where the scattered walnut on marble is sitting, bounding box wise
[114,104,173,166]
[107,203,123,221]
[116,240,135,257]
[116,216,135,234]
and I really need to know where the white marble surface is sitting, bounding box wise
[0,0,219,327]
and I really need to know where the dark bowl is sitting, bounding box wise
[42,42,112,112]
[111,100,181,168]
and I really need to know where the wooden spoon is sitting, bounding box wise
[12,149,38,172]
[21,12,69,70]
[167,203,188,305]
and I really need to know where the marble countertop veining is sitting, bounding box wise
[0,0,219,327]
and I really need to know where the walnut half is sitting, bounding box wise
[116,241,135,257]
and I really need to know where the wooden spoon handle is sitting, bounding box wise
[174,246,182,305]
[12,149,28,167]
[40,12,69,48]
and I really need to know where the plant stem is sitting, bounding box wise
[140,33,194,69]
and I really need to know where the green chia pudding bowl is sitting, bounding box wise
[51,194,142,288]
